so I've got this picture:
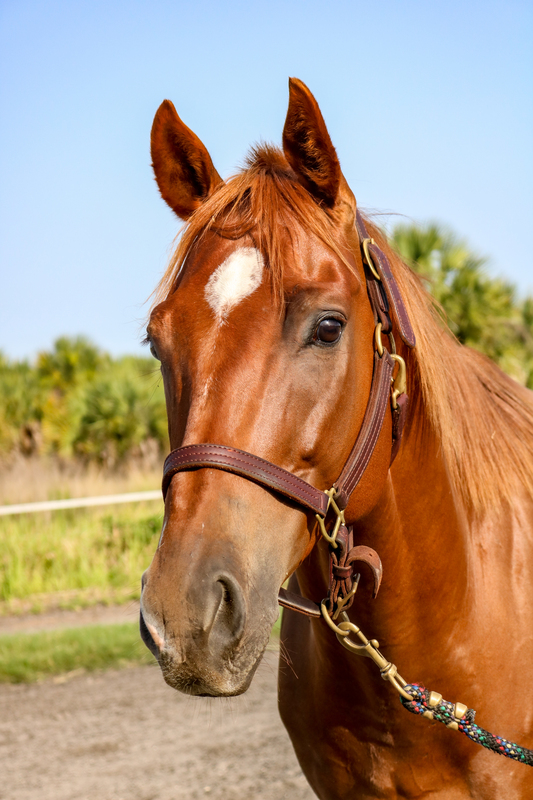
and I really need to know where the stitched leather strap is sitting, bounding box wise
[356,211,416,349]
[367,275,392,334]
[162,444,329,516]
[390,392,409,465]
[333,350,395,509]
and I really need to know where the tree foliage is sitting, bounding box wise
[392,223,533,388]
[0,338,166,466]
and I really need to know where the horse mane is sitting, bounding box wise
[153,145,533,513]
[367,221,533,512]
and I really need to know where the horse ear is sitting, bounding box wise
[282,78,341,208]
[151,100,223,220]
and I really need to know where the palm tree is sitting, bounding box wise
[391,222,533,388]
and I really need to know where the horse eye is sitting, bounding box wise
[149,341,160,360]
[315,318,343,344]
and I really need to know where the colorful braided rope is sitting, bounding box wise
[400,684,533,766]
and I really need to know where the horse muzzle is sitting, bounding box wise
[140,564,274,696]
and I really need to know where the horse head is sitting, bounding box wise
[140,79,397,696]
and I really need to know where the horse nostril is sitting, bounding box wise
[140,610,161,657]
[209,575,246,651]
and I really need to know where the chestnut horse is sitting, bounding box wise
[140,79,533,798]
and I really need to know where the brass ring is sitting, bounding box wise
[320,600,350,636]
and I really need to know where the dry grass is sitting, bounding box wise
[0,456,161,506]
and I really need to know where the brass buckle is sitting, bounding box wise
[375,322,385,356]
[391,354,407,409]
[315,487,345,549]
[362,238,381,281]
[375,324,407,409]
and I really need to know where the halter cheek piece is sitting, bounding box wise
[162,211,416,618]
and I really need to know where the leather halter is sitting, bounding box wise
[162,211,416,616]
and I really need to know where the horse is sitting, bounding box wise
[139,78,533,798]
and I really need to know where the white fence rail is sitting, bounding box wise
[0,490,161,517]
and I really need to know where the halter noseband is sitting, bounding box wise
[161,211,416,616]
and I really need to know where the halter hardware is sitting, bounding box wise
[362,237,381,281]
[315,488,345,549]
[375,323,407,409]
[374,321,386,355]
[391,354,407,408]
[320,602,412,700]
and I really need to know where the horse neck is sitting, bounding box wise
[356,419,469,632]
[296,409,470,681]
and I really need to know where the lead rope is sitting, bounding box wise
[320,600,533,766]
[400,685,533,765]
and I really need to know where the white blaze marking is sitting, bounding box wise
[204,247,264,320]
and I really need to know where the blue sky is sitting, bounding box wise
[1,0,531,359]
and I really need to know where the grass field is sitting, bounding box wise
[0,458,162,506]
[0,616,282,683]
[0,622,156,682]
[0,499,162,614]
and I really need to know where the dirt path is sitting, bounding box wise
[0,601,140,635]
[0,651,316,800]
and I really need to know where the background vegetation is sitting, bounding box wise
[392,222,533,388]
[0,500,162,612]
[0,622,155,683]
[0,339,167,468]
[0,341,166,620]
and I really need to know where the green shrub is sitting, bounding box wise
[0,338,167,464]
